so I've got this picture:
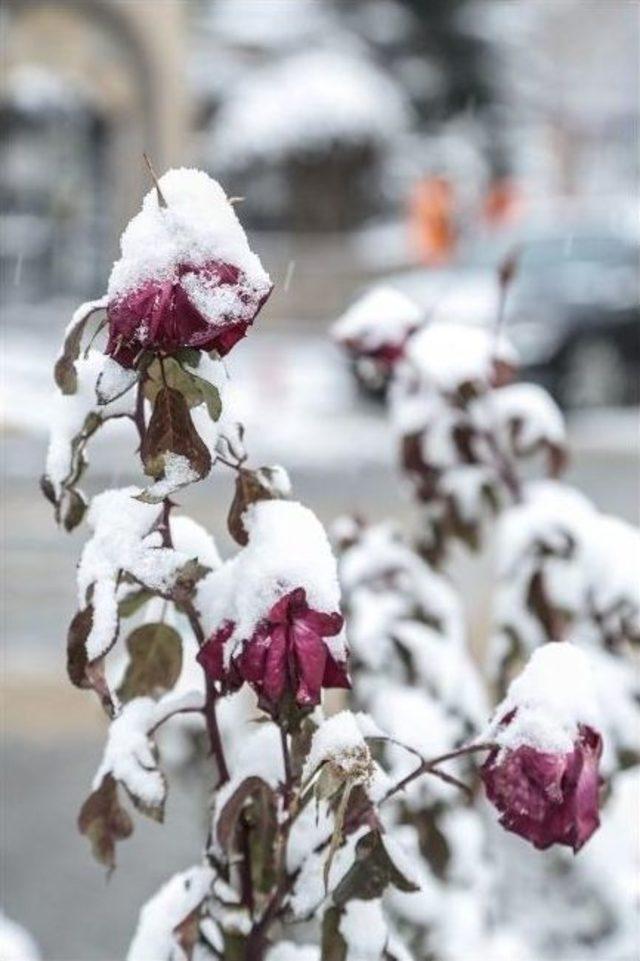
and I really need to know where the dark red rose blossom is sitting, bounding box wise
[481,719,602,852]
[106,260,272,368]
[197,587,350,713]
[341,332,414,370]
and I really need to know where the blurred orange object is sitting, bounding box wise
[483,179,523,228]
[410,176,457,265]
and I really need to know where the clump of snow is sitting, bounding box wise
[332,286,422,352]
[197,500,343,663]
[339,899,388,960]
[45,349,136,495]
[0,911,40,961]
[140,453,200,503]
[96,357,138,405]
[402,324,517,394]
[303,710,374,785]
[212,50,409,166]
[77,487,190,660]
[107,168,271,308]
[488,643,601,755]
[267,944,319,961]
[94,690,203,812]
[127,864,214,961]
[171,515,221,570]
[492,383,566,451]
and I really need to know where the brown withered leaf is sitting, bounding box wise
[173,906,201,961]
[216,776,276,852]
[141,386,211,481]
[40,474,57,506]
[144,357,221,422]
[67,606,93,688]
[117,623,182,703]
[78,774,133,872]
[227,467,285,546]
[62,488,88,532]
[331,831,419,906]
[54,301,106,395]
[118,587,155,619]
[321,906,347,961]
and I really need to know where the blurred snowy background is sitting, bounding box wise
[1,1,638,958]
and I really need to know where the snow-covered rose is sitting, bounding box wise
[481,714,602,852]
[106,168,272,368]
[107,259,271,367]
[480,643,603,852]
[197,587,350,713]
[332,286,422,370]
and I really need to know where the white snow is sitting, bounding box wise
[127,864,214,961]
[332,286,422,352]
[94,690,204,812]
[0,912,40,961]
[77,487,190,660]
[402,324,517,394]
[339,899,388,959]
[267,946,319,961]
[196,500,343,664]
[96,357,138,405]
[303,710,373,785]
[487,642,601,755]
[107,168,271,310]
[491,382,566,451]
[212,49,409,165]
[140,453,200,503]
[45,348,136,495]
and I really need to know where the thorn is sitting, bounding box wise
[143,153,167,208]
[228,196,245,205]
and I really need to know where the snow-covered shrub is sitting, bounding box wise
[41,167,559,961]
[333,264,638,960]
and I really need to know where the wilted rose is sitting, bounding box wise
[481,716,602,852]
[197,587,350,714]
[106,260,272,368]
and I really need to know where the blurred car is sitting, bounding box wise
[368,226,640,408]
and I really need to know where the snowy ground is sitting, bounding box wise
[1,308,638,959]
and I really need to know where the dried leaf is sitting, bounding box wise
[144,357,220,421]
[332,831,419,905]
[173,906,201,961]
[321,906,347,961]
[62,488,88,532]
[216,776,276,852]
[227,468,285,546]
[78,774,133,871]
[40,474,57,506]
[54,300,106,395]
[141,386,211,481]
[118,588,155,619]
[117,623,183,703]
[67,606,93,688]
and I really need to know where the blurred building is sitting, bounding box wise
[1,0,190,300]
[1,0,637,312]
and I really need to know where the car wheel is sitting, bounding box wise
[560,338,629,409]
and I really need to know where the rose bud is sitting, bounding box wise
[196,500,350,716]
[106,169,272,368]
[198,587,349,713]
[332,286,422,369]
[480,643,603,852]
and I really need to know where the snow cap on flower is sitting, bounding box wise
[403,323,517,396]
[197,500,349,714]
[481,642,603,852]
[332,286,422,365]
[106,168,272,367]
